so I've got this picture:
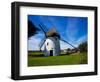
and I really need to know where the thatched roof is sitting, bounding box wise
[46,28,60,38]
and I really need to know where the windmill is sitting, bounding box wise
[38,18,77,56]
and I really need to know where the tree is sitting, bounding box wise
[28,20,40,38]
[78,41,87,52]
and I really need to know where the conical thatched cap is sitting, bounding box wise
[46,28,60,38]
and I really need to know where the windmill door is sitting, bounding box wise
[50,50,53,56]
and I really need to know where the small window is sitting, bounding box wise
[47,42,49,45]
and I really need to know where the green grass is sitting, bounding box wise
[28,51,87,67]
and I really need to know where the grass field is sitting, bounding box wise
[28,51,87,67]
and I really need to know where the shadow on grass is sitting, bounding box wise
[28,54,70,57]
[28,54,44,57]
[61,54,70,56]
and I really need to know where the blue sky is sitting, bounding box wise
[28,15,88,50]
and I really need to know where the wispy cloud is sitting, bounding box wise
[28,35,41,50]
[70,35,87,48]
[66,18,79,42]
[76,35,87,45]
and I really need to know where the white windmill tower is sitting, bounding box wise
[39,23,60,56]
[38,22,77,57]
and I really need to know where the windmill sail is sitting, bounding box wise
[39,24,47,37]
[41,23,48,32]
[39,37,46,50]
[60,38,77,49]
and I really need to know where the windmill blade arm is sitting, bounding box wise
[39,24,47,37]
[39,41,45,50]
[41,23,48,32]
[60,38,77,49]
[39,38,46,50]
